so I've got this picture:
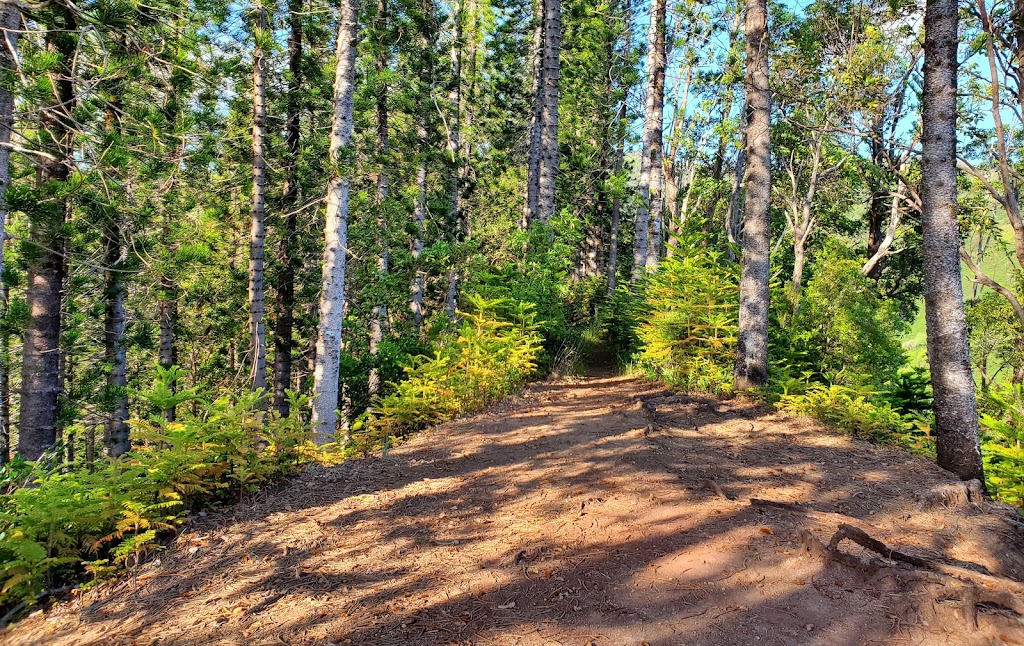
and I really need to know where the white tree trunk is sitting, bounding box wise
[0,5,19,461]
[249,1,269,395]
[312,0,359,444]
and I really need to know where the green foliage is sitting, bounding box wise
[354,293,543,452]
[0,374,323,608]
[631,232,739,393]
[777,384,935,456]
[771,240,907,390]
[979,384,1024,508]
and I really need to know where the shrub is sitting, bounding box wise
[353,293,543,452]
[0,377,322,608]
[777,384,934,456]
[979,384,1024,508]
[632,240,739,393]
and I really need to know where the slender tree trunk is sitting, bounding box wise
[273,0,303,417]
[248,1,269,396]
[523,0,543,228]
[0,5,19,464]
[920,0,985,483]
[733,0,771,390]
[411,133,428,332]
[644,0,666,268]
[19,11,76,460]
[633,0,665,281]
[311,0,359,444]
[103,222,129,455]
[158,268,177,422]
[368,0,390,398]
[535,0,562,225]
[448,0,463,231]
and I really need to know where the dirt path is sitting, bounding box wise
[6,375,1024,646]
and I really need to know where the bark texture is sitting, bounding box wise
[248,1,270,396]
[273,0,303,417]
[920,0,985,483]
[733,0,771,390]
[535,0,561,224]
[312,0,358,444]
[641,0,666,270]
[0,6,19,463]
[19,11,75,460]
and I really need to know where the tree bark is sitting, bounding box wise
[248,1,269,397]
[19,10,75,460]
[369,0,390,398]
[920,0,985,483]
[273,0,303,417]
[311,0,358,444]
[535,0,561,225]
[523,0,542,229]
[733,0,771,390]
[0,5,19,463]
[639,0,666,271]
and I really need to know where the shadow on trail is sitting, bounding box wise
[5,375,1024,646]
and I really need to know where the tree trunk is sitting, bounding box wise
[641,0,666,270]
[448,0,463,233]
[920,0,985,483]
[19,11,76,460]
[158,269,177,422]
[103,221,129,456]
[248,1,269,396]
[273,0,303,417]
[523,0,543,229]
[733,0,771,390]
[311,0,358,444]
[535,0,561,225]
[369,0,390,398]
[0,5,19,464]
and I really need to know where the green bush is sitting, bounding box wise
[777,384,934,456]
[353,293,543,452]
[771,240,907,391]
[979,384,1024,508]
[0,375,322,607]
[632,239,739,393]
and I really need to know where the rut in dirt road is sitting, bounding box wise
[6,375,1024,646]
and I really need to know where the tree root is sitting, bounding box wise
[799,524,1024,628]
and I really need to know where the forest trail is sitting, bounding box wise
[6,375,1024,646]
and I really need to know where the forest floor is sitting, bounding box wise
[5,372,1024,646]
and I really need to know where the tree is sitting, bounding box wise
[920,0,985,482]
[639,0,666,271]
[524,0,562,226]
[19,6,77,460]
[733,0,771,390]
[311,0,359,444]
[248,0,270,396]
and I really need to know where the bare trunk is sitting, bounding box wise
[411,127,428,332]
[0,5,19,463]
[448,0,463,234]
[19,11,75,460]
[248,2,269,396]
[523,0,543,228]
[921,0,985,483]
[369,0,390,398]
[158,270,177,422]
[273,0,303,417]
[103,221,129,456]
[733,0,771,390]
[535,0,561,225]
[311,0,358,444]
[641,0,666,270]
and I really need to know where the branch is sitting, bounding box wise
[960,247,1024,330]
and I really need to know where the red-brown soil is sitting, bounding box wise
[4,375,1024,645]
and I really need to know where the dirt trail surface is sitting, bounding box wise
[6,375,1024,646]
